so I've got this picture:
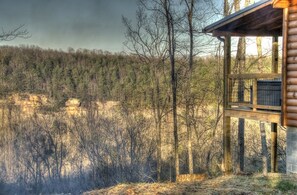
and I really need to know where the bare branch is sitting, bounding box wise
[0,24,30,42]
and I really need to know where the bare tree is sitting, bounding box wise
[162,0,180,177]
[181,0,215,175]
[12,114,69,194]
[122,2,168,181]
[183,0,195,175]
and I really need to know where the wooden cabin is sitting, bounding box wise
[203,0,297,174]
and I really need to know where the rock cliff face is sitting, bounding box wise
[3,93,120,116]
[65,98,83,115]
[8,93,50,115]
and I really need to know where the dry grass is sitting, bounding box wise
[84,173,297,195]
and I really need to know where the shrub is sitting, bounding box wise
[275,180,297,192]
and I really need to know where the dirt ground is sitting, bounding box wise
[84,173,297,195]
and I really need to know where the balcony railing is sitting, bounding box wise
[227,73,282,112]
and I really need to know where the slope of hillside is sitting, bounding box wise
[84,173,297,195]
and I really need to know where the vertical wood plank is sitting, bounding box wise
[224,36,231,109]
[282,8,289,126]
[271,123,278,172]
[253,79,257,111]
[271,36,279,173]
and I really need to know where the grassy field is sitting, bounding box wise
[84,173,297,195]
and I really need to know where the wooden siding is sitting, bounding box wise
[285,6,297,127]
[273,0,297,8]
[273,0,290,8]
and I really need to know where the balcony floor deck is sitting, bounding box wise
[225,108,281,124]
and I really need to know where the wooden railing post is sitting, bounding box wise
[271,35,279,173]
[271,123,278,172]
[253,79,258,111]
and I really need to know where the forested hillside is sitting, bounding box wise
[0,45,287,194]
[0,46,152,108]
[0,45,225,194]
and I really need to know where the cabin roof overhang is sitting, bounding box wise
[203,0,283,37]
[273,0,297,8]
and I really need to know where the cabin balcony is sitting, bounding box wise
[225,73,282,124]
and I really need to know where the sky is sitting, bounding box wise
[0,0,138,52]
[0,0,272,54]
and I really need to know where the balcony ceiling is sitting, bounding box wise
[203,0,283,37]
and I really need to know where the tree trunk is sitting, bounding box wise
[184,0,194,175]
[156,118,162,180]
[234,0,251,173]
[156,76,162,181]
[224,0,230,16]
[163,0,179,177]
[223,0,232,175]
[151,64,166,182]
[256,37,263,71]
[186,103,193,174]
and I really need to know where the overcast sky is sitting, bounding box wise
[0,0,138,52]
[0,0,267,53]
